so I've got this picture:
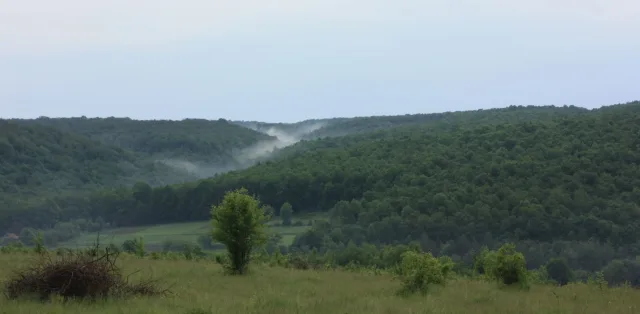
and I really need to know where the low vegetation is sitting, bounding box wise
[0,247,638,313]
[395,250,453,296]
[3,245,168,302]
[2,189,638,312]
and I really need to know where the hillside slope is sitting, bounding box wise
[301,105,588,139]
[0,120,194,202]
[12,117,276,168]
[11,102,640,243]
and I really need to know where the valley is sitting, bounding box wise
[2,101,640,311]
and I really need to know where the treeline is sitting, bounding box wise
[4,102,639,240]
[301,104,589,139]
[12,116,274,163]
[0,116,285,227]
[3,234,640,288]
[0,121,187,202]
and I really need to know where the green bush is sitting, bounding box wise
[482,243,528,288]
[473,246,490,275]
[0,241,28,254]
[182,243,206,260]
[396,251,453,296]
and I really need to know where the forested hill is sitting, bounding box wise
[0,120,194,204]
[234,105,588,141]
[7,102,640,245]
[301,105,589,139]
[12,117,275,164]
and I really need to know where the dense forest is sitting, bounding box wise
[0,121,194,201]
[3,102,637,229]
[298,105,589,139]
[12,117,274,164]
[0,117,282,230]
[234,105,588,141]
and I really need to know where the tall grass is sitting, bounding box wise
[0,252,638,314]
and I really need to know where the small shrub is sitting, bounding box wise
[182,243,205,260]
[396,251,452,296]
[121,239,138,254]
[32,232,46,255]
[528,267,551,285]
[134,237,145,258]
[588,271,608,290]
[473,246,490,275]
[269,250,286,267]
[287,254,312,270]
[0,241,27,254]
[213,254,229,265]
[601,259,640,287]
[483,243,528,288]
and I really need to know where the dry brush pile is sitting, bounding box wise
[3,245,169,301]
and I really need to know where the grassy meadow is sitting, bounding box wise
[0,252,639,314]
[57,213,323,251]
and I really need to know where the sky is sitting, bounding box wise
[0,0,639,123]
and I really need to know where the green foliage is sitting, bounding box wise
[32,232,45,255]
[210,188,269,275]
[482,244,528,288]
[299,104,587,139]
[182,243,206,260]
[122,239,140,254]
[22,102,638,255]
[135,237,146,257]
[527,267,551,285]
[16,117,273,162]
[0,117,273,232]
[396,251,453,295]
[5,102,640,284]
[473,246,490,275]
[16,218,109,247]
[546,258,573,286]
[263,205,275,219]
[588,271,608,290]
[601,259,640,287]
[0,121,181,204]
[0,241,28,254]
[280,202,293,226]
[2,249,640,313]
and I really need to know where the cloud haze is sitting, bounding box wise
[1,0,638,122]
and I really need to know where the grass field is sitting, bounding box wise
[58,214,325,250]
[0,253,638,314]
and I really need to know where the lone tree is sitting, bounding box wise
[211,188,269,275]
[280,202,293,226]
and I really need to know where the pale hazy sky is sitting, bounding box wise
[1,0,639,123]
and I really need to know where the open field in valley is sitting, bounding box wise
[57,213,326,251]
